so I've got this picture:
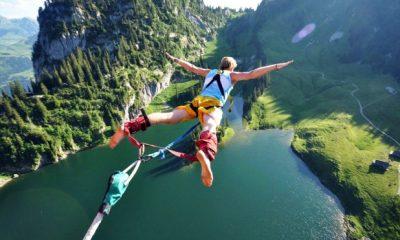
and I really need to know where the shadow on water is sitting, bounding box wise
[146,157,192,178]
[144,139,196,178]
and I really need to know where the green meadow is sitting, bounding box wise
[204,8,400,238]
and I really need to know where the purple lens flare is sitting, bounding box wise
[292,23,316,43]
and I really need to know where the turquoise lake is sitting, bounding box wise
[0,100,345,240]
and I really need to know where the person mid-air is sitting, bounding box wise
[110,53,293,187]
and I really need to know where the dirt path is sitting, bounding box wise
[350,83,400,147]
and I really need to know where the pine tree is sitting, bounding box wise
[110,68,119,88]
[13,96,30,120]
[102,58,111,75]
[69,52,85,83]
[64,61,76,84]
[95,64,105,88]
[82,57,96,86]
[53,68,63,86]
[33,98,48,123]
[10,81,27,99]
[104,50,113,72]
[41,69,54,88]
[40,82,49,95]
[2,98,13,116]
[11,109,24,128]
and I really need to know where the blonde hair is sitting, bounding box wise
[219,57,237,71]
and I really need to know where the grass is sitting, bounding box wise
[146,80,200,113]
[246,43,400,240]
[203,6,400,239]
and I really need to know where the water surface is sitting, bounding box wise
[0,106,345,240]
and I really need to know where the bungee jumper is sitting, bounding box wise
[84,54,293,239]
[110,53,294,187]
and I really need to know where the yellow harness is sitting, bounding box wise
[176,96,222,124]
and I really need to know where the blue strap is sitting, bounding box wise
[145,122,200,160]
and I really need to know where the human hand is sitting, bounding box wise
[276,60,294,70]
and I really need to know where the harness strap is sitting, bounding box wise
[205,71,225,98]
[189,103,222,117]
[128,134,142,148]
[126,122,201,162]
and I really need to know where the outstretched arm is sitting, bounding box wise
[166,52,210,77]
[231,60,294,82]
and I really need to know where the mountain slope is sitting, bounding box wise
[0,16,38,87]
[206,0,400,239]
[0,0,235,174]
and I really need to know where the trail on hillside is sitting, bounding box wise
[350,83,400,147]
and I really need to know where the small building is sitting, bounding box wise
[389,150,400,160]
[371,160,390,171]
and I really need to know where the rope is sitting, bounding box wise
[83,213,104,240]
[83,123,200,240]
[142,122,200,160]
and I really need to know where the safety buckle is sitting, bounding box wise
[137,145,152,162]
[140,155,153,162]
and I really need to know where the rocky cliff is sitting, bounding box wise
[32,0,232,79]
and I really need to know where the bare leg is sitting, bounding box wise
[109,109,191,149]
[148,109,191,125]
[196,108,223,187]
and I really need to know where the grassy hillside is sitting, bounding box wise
[205,0,400,239]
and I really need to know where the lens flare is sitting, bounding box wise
[329,31,344,42]
[291,23,316,43]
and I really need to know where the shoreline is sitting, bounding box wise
[247,124,350,238]
[0,176,12,188]
[0,140,108,189]
[289,142,352,239]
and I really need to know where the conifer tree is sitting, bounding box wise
[11,109,24,128]
[69,52,85,83]
[10,81,27,99]
[40,82,49,95]
[95,64,105,88]
[53,68,63,86]
[2,98,13,116]
[41,69,54,88]
[82,58,96,86]
[13,96,30,120]
[33,98,48,123]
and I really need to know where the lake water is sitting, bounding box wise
[0,99,345,240]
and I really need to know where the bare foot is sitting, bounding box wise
[109,128,125,149]
[196,150,214,187]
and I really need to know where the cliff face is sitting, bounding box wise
[33,0,231,79]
